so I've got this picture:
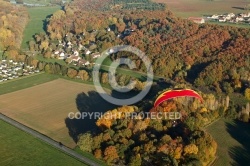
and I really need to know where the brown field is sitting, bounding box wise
[154,0,250,17]
[0,79,115,148]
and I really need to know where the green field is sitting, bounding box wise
[21,6,60,49]
[207,21,250,28]
[0,73,59,95]
[206,119,250,165]
[0,120,85,166]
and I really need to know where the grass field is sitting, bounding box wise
[206,119,250,165]
[0,79,115,148]
[154,0,250,18]
[0,73,59,95]
[0,120,85,166]
[21,6,60,49]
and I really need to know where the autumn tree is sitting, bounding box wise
[245,88,250,100]
[103,146,119,163]
[78,70,89,81]
[77,133,93,152]
[184,144,199,156]
[67,68,78,78]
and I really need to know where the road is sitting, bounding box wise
[99,63,176,84]
[0,113,101,166]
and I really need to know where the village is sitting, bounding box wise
[53,39,100,67]
[207,12,250,23]
[50,27,135,67]
[0,26,136,83]
[188,12,250,24]
[0,60,39,82]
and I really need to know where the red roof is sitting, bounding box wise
[188,17,204,22]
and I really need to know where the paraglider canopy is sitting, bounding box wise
[154,89,203,107]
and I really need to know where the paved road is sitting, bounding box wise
[0,113,101,166]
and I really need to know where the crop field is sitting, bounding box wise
[0,79,115,148]
[206,119,250,165]
[0,120,85,166]
[21,6,60,49]
[154,0,250,17]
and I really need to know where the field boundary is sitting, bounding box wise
[0,113,100,166]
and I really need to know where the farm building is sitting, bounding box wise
[188,17,205,24]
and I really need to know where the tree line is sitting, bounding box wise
[0,0,28,59]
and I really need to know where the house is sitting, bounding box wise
[188,17,205,24]
[91,52,101,59]
[218,16,226,22]
[2,70,7,73]
[225,13,235,20]
[67,41,72,46]
[211,14,219,19]
[14,67,21,71]
[73,50,79,56]
[78,59,90,66]
[85,50,91,55]
[130,28,136,32]
[67,41,72,48]
[108,48,116,54]
[228,13,235,18]
[117,34,121,38]
[58,52,66,60]
[54,50,60,55]
[71,56,81,62]
[236,16,244,22]
[78,44,85,50]
[240,12,250,18]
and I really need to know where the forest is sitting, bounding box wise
[77,90,223,165]
[0,0,29,59]
[28,0,250,97]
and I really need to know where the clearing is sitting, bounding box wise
[21,6,60,49]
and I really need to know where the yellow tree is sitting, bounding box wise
[78,70,89,81]
[245,88,250,100]
[104,146,119,163]
[184,144,199,155]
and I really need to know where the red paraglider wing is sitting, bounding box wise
[154,89,203,107]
